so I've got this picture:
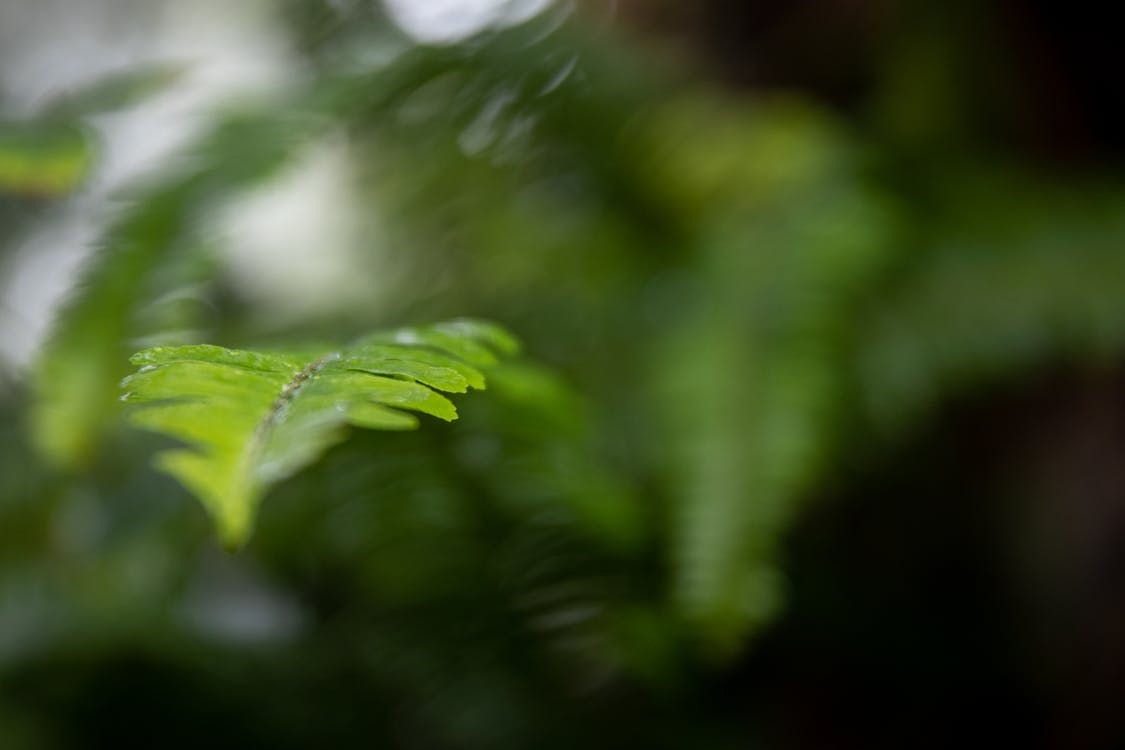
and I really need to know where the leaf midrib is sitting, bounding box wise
[236,351,339,502]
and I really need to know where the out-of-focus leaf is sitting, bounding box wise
[472,361,645,552]
[0,121,92,197]
[43,64,186,119]
[647,100,898,655]
[857,174,1125,434]
[121,319,517,547]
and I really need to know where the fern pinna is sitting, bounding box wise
[120,319,518,547]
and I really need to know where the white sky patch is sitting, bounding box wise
[219,138,374,324]
[382,0,553,45]
[0,214,93,370]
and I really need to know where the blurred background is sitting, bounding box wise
[2,0,1125,747]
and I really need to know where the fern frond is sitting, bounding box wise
[648,101,898,654]
[121,319,518,547]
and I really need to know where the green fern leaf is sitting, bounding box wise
[121,319,518,548]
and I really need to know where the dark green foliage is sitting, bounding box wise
[25,13,1125,655]
[6,3,1125,747]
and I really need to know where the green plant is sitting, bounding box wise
[121,320,518,546]
[10,2,1125,697]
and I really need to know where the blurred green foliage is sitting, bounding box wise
[0,65,184,199]
[0,122,91,198]
[3,1,1125,747]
